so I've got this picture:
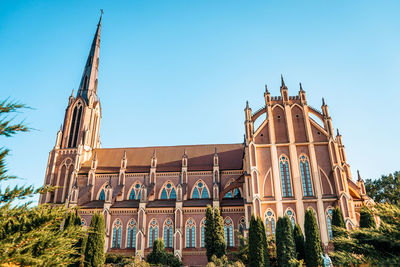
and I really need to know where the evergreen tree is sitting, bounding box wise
[275,216,296,267]
[213,207,226,258]
[147,239,182,267]
[365,171,400,205]
[84,212,105,267]
[331,207,345,238]
[0,99,85,266]
[258,217,270,267]
[248,216,264,267]
[359,206,376,228]
[331,203,400,266]
[293,224,305,261]
[205,205,215,261]
[304,210,322,267]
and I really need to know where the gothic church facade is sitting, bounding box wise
[39,16,371,266]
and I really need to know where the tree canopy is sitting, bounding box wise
[365,171,400,205]
[304,210,322,267]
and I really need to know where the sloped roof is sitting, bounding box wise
[80,143,244,173]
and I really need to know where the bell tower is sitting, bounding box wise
[40,13,103,204]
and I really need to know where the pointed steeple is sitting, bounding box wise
[281,74,287,89]
[77,11,102,103]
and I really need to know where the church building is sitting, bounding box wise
[39,15,371,266]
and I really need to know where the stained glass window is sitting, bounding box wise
[279,155,292,197]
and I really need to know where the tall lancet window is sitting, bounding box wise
[99,189,105,200]
[200,218,206,247]
[224,217,234,247]
[112,219,122,248]
[68,104,83,148]
[265,210,276,237]
[279,155,292,197]
[185,218,196,248]
[148,219,158,248]
[163,219,173,248]
[126,219,137,248]
[285,209,296,227]
[299,155,313,196]
[326,208,333,240]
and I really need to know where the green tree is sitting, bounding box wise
[205,205,215,261]
[213,207,226,258]
[84,212,105,267]
[293,224,305,261]
[304,210,322,267]
[275,216,296,267]
[331,206,345,238]
[331,203,400,266]
[147,239,181,267]
[257,217,270,267]
[365,171,400,205]
[0,99,85,265]
[359,206,376,228]
[248,216,264,267]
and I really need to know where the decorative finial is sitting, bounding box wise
[123,150,127,158]
[246,100,249,109]
[357,170,362,181]
[94,151,97,160]
[60,124,63,131]
[322,97,325,106]
[183,148,187,156]
[71,89,74,97]
[153,149,156,158]
[299,82,304,92]
[265,84,269,93]
[214,147,218,154]
[337,129,340,136]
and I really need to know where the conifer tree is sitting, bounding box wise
[304,210,322,267]
[84,212,105,267]
[258,217,270,267]
[213,207,226,258]
[293,224,305,261]
[248,216,264,267]
[205,205,215,261]
[275,216,296,267]
[331,207,345,237]
[359,206,376,228]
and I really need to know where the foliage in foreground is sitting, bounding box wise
[205,205,226,261]
[206,255,244,267]
[293,223,305,261]
[105,253,149,267]
[84,212,105,267]
[331,204,400,266]
[304,209,322,267]
[0,99,85,265]
[275,216,297,267]
[147,239,181,267]
[365,171,400,206]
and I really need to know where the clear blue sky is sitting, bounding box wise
[1,0,399,203]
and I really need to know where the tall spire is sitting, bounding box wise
[77,11,103,103]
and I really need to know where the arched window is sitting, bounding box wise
[264,210,276,237]
[159,181,177,200]
[200,218,206,248]
[326,208,333,240]
[224,217,234,247]
[299,155,313,196]
[99,189,105,200]
[68,104,83,148]
[223,179,242,199]
[192,180,209,199]
[129,182,141,200]
[279,155,292,197]
[163,219,174,248]
[148,219,159,248]
[112,219,122,248]
[185,218,196,248]
[126,219,137,248]
[285,209,296,227]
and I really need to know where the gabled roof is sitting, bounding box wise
[80,143,244,173]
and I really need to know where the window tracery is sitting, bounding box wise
[285,209,296,226]
[148,219,159,247]
[299,155,313,196]
[129,182,142,200]
[112,219,122,248]
[264,210,276,237]
[163,219,173,248]
[127,219,137,248]
[159,181,177,200]
[279,155,292,197]
[185,218,196,248]
[224,217,234,247]
[192,180,209,199]
[223,179,242,198]
[326,208,333,240]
